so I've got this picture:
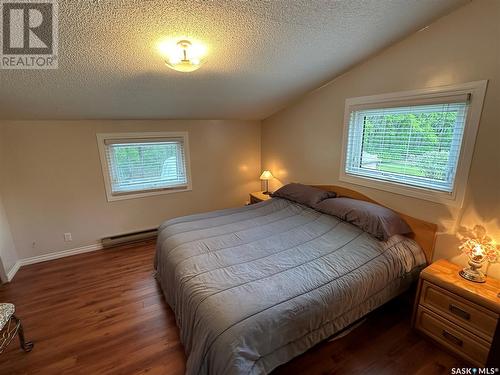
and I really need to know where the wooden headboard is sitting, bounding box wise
[311,185,437,263]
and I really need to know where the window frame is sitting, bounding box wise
[339,81,488,207]
[97,132,192,202]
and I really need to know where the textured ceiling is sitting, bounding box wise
[0,0,468,120]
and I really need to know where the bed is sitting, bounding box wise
[155,185,437,375]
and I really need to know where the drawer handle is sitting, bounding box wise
[449,304,471,320]
[442,330,463,347]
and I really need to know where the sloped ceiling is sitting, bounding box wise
[0,0,468,120]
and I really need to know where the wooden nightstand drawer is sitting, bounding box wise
[420,281,498,341]
[416,305,490,366]
[413,260,500,366]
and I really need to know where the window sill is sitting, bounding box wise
[339,173,463,207]
[106,186,192,202]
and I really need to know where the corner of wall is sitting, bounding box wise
[0,123,20,283]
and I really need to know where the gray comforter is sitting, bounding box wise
[155,198,425,375]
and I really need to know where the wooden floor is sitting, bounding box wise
[0,240,464,375]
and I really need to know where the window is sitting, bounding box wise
[340,81,487,206]
[97,132,191,201]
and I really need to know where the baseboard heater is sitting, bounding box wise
[101,228,158,248]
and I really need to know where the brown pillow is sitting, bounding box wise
[271,183,336,208]
[314,197,412,241]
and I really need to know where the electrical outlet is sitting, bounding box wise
[64,233,72,242]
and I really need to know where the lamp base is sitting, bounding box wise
[459,267,486,283]
[263,191,271,195]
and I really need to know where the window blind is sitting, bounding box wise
[345,101,469,193]
[104,138,188,195]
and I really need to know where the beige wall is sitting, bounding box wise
[262,0,500,277]
[0,120,260,260]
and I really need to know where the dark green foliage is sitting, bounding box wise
[112,143,178,181]
[361,111,458,180]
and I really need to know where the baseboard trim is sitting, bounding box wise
[8,243,104,281]
[20,243,104,266]
[7,261,21,282]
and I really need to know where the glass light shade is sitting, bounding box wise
[260,170,273,180]
[162,40,206,73]
[457,225,500,283]
[459,241,488,283]
[165,59,204,72]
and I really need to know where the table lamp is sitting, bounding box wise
[458,225,499,283]
[260,170,273,195]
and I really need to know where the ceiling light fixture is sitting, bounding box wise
[160,39,206,73]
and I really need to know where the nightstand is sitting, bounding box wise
[249,191,271,204]
[413,259,500,366]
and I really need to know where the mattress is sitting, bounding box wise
[155,198,426,375]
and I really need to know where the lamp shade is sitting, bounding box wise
[260,170,273,180]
